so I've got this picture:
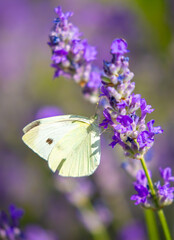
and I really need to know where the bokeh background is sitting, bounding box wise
[0,0,174,239]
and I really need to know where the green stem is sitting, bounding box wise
[157,209,172,240]
[144,209,160,240]
[140,157,156,197]
[140,157,172,240]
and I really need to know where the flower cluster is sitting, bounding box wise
[48,6,101,102]
[100,39,163,159]
[0,205,24,240]
[131,167,174,208]
[0,205,58,240]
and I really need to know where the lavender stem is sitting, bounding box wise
[140,157,156,197]
[144,209,160,240]
[140,157,172,240]
[157,209,172,240]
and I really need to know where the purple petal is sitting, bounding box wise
[160,167,174,183]
[83,41,97,62]
[147,120,163,135]
[136,170,147,186]
[110,38,128,55]
[116,115,133,127]
[100,86,110,98]
[114,124,127,133]
[137,131,154,148]
[9,205,24,226]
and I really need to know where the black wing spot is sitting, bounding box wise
[46,138,53,145]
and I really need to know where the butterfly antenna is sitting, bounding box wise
[92,101,100,120]
[99,128,109,136]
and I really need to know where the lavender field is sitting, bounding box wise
[0,0,174,239]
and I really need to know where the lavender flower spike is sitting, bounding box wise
[0,205,24,239]
[100,38,163,159]
[48,6,101,103]
[131,168,174,208]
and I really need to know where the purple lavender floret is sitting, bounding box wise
[137,131,154,149]
[100,38,163,159]
[136,169,149,186]
[160,167,174,183]
[100,109,114,129]
[130,170,151,207]
[116,115,133,127]
[111,38,129,55]
[131,184,149,205]
[9,205,24,227]
[140,99,154,120]
[83,70,101,98]
[131,167,174,208]
[0,205,24,239]
[83,42,97,62]
[48,6,101,103]
[109,132,122,148]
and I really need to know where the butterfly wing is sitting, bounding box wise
[22,115,91,161]
[48,122,100,177]
[22,115,100,177]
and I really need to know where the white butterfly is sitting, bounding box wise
[22,115,101,177]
